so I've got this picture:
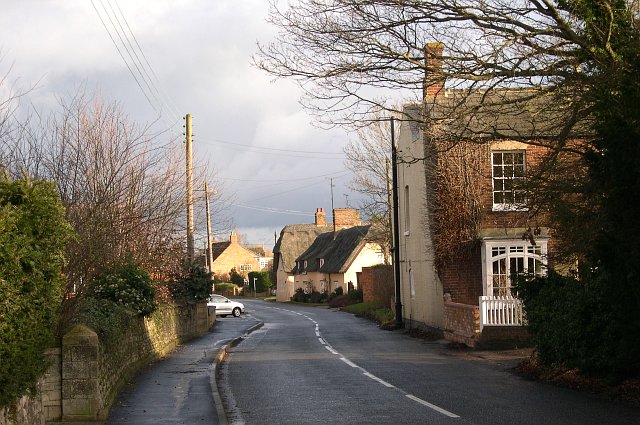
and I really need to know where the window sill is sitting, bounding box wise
[492,204,529,212]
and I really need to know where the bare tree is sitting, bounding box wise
[255,1,635,136]
[0,89,227,299]
[343,117,392,261]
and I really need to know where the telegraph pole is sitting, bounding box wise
[204,181,214,274]
[391,117,403,327]
[185,114,194,263]
[386,158,393,265]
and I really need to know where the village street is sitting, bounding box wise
[96,300,640,425]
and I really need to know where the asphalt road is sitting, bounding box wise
[220,300,640,425]
[105,314,260,425]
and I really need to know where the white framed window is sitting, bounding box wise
[492,150,526,211]
[482,240,547,297]
[319,258,324,268]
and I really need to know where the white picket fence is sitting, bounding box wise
[479,296,525,331]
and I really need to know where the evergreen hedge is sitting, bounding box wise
[0,176,72,407]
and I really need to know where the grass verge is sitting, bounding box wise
[342,301,394,327]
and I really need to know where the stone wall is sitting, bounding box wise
[1,301,214,425]
[443,300,480,347]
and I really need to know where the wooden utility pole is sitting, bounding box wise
[185,113,194,263]
[205,181,214,273]
[386,158,393,265]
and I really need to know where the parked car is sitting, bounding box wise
[207,294,245,317]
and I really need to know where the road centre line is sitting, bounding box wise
[325,345,339,354]
[406,395,460,418]
[278,307,461,419]
[363,372,395,388]
[340,357,359,368]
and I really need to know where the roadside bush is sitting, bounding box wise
[309,290,327,303]
[88,261,157,316]
[214,282,237,296]
[291,287,309,302]
[169,266,212,302]
[328,287,343,302]
[73,297,133,344]
[247,271,273,293]
[348,288,363,303]
[328,294,350,308]
[0,177,72,407]
[516,270,639,377]
[229,268,245,286]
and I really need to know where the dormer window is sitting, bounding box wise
[492,150,526,211]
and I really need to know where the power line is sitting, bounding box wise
[90,0,181,132]
[217,169,349,183]
[206,137,344,155]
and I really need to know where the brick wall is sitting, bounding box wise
[477,326,532,349]
[439,243,483,305]
[443,300,480,347]
[358,264,394,307]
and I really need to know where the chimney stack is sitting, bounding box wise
[424,42,445,99]
[315,208,326,226]
[229,231,239,244]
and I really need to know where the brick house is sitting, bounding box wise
[395,44,575,346]
[273,207,365,301]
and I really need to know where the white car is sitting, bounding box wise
[207,294,245,317]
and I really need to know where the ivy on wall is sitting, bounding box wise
[0,176,72,407]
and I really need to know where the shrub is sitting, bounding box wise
[214,282,237,296]
[309,290,327,303]
[516,269,639,377]
[0,177,72,407]
[328,287,343,301]
[291,287,309,302]
[169,266,212,302]
[348,288,363,303]
[88,261,157,316]
[328,294,350,308]
[247,271,273,293]
[229,268,245,286]
[73,297,133,344]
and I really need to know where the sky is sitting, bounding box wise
[0,0,363,250]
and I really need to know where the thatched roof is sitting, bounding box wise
[293,225,373,274]
[273,224,332,272]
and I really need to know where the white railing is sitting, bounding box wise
[479,296,525,330]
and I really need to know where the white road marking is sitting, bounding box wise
[340,357,359,368]
[363,372,395,388]
[325,345,339,355]
[406,395,460,418]
[277,306,461,419]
